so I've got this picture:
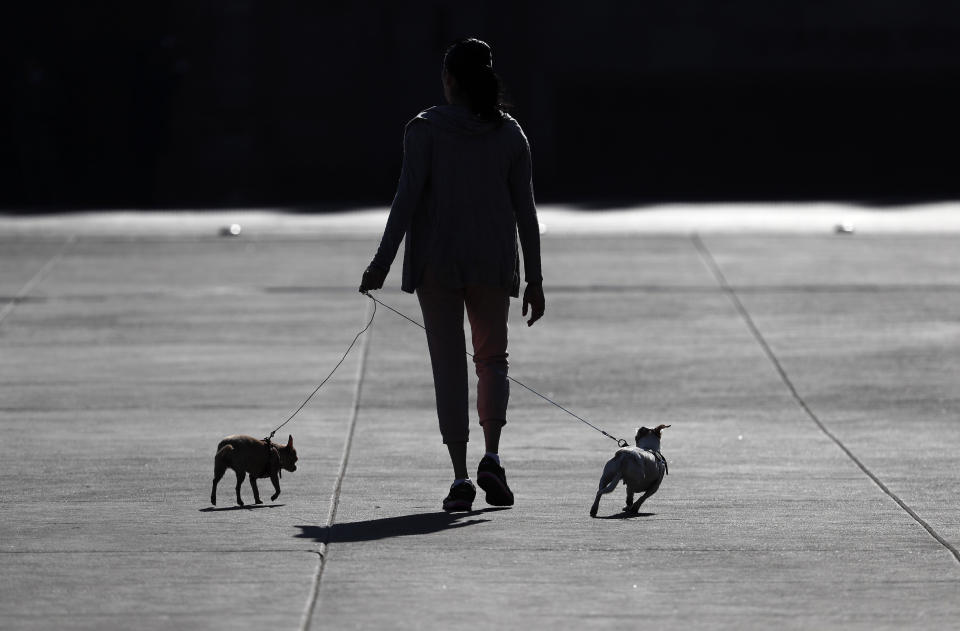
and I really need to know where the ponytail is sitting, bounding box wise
[443,38,508,121]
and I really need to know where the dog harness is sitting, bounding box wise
[652,450,668,475]
[260,438,280,479]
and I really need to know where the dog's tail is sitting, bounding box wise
[214,444,233,471]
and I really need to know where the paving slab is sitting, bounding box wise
[0,235,371,629]
[699,234,960,555]
[311,234,960,629]
[1,213,959,629]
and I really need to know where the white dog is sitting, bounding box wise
[590,425,670,517]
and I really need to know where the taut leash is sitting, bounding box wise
[360,291,629,448]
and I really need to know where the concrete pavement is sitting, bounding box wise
[1,207,959,629]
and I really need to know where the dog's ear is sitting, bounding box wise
[287,434,293,449]
[653,424,671,436]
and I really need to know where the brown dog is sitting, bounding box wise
[211,434,298,506]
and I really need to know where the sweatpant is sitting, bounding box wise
[415,269,510,444]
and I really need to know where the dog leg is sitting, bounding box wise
[212,446,232,505]
[623,488,635,513]
[249,476,263,505]
[590,470,623,518]
[626,492,648,514]
[212,464,226,506]
[269,472,281,502]
[626,479,661,514]
[234,470,246,506]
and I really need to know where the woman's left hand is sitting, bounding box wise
[522,282,545,327]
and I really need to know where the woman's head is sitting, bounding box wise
[442,38,507,120]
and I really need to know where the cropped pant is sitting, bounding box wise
[416,269,510,444]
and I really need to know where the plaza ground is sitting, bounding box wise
[1,204,959,629]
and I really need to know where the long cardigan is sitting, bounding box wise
[370,105,542,298]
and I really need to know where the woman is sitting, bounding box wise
[359,38,544,512]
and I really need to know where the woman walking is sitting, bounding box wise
[359,38,544,512]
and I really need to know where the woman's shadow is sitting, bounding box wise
[595,511,655,519]
[296,507,510,544]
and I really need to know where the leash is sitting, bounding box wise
[362,292,629,448]
[265,298,377,442]
[267,291,628,449]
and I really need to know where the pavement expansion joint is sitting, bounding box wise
[298,297,374,631]
[690,232,960,568]
[0,235,74,326]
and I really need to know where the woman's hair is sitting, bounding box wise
[443,38,509,120]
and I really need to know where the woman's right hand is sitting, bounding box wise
[359,265,387,293]
[522,282,545,326]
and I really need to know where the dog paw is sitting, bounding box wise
[255,499,263,505]
[270,492,280,501]
[589,508,598,518]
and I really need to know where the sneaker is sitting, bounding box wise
[442,480,476,512]
[477,456,514,506]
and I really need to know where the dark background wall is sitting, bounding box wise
[3,1,960,209]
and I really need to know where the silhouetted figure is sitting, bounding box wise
[360,38,544,512]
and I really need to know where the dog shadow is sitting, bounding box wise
[199,504,286,512]
[596,511,656,520]
[296,507,510,543]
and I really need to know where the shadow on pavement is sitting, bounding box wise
[199,504,286,512]
[595,512,656,520]
[295,508,510,543]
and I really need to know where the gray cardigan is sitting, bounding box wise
[371,105,542,297]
